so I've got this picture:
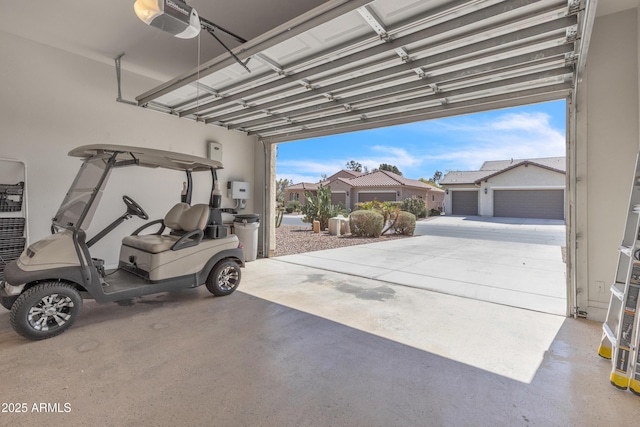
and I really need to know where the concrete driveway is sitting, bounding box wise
[276,216,567,315]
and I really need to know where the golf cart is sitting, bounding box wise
[0,144,245,340]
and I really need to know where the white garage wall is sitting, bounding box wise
[576,8,640,321]
[0,31,258,267]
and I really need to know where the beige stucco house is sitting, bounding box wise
[285,169,444,211]
[441,157,566,219]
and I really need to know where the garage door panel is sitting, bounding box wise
[494,190,564,219]
[452,191,478,216]
[358,192,396,203]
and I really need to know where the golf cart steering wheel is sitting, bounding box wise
[123,195,149,220]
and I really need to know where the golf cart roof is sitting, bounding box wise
[68,144,223,171]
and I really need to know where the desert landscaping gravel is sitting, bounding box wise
[275,225,409,257]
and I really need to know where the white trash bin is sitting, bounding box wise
[234,215,260,262]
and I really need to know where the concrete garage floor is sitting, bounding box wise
[0,260,639,426]
[278,216,567,315]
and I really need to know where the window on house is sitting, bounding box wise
[290,193,300,201]
[432,195,435,201]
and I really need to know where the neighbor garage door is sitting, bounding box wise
[493,190,564,219]
[451,191,478,216]
[358,192,396,203]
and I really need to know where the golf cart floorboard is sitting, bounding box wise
[97,268,197,302]
[101,269,150,294]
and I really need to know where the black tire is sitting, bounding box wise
[205,260,241,296]
[10,282,82,340]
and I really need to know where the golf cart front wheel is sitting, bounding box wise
[206,260,241,296]
[10,282,82,340]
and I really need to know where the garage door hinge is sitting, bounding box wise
[567,0,581,16]
[564,53,578,67]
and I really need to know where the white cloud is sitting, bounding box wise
[368,145,423,168]
[277,159,345,174]
[278,148,427,180]
[422,112,565,170]
[277,110,566,179]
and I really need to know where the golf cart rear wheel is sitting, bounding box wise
[206,260,241,296]
[10,282,82,340]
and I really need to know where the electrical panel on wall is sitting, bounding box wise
[207,141,222,163]
[228,181,250,199]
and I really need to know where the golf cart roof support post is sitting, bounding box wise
[72,229,93,288]
[185,171,193,205]
[209,169,218,207]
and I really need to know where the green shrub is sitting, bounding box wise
[401,197,427,218]
[349,210,384,237]
[392,211,416,235]
[354,200,401,235]
[286,200,301,213]
[429,208,442,217]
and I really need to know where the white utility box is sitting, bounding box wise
[227,181,250,199]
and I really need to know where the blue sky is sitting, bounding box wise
[276,100,566,184]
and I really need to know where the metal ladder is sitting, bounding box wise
[598,152,640,395]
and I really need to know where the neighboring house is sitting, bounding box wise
[441,157,566,219]
[284,169,444,211]
[284,170,363,206]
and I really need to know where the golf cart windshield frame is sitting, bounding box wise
[52,153,117,231]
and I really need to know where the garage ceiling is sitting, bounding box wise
[135,0,594,144]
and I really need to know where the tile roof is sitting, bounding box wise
[440,171,492,185]
[327,177,353,186]
[348,170,443,191]
[285,169,443,192]
[285,182,318,191]
[329,169,363,179]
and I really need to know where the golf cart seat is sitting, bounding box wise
[122,203,210,254]
[119,202,240,281]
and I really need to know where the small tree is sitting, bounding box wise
[345,160,363,172]
[378,163,403,176]
[402,197,427,218]
[419,177,440,188]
